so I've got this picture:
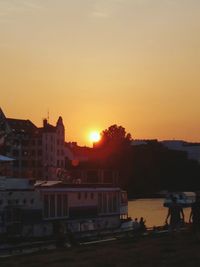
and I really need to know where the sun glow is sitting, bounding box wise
[89,131,101,143]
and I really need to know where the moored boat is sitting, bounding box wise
[0,177,131,240]
[163,192,195,208]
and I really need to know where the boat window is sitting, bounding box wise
[113,193,117,212]
[63,195,68,216]
[103,193,107,213]
[44,195,49,218]
[108,193,112,212]
[50,195,55,217]
[98,193,103,213]
[57,194,62,217]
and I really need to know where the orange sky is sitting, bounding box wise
[1,0,200,146]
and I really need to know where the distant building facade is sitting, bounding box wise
[0,108,66,180]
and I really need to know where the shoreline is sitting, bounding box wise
[128,194,165,200]
[1,228,200,267]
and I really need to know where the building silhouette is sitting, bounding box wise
[0,108,65,180]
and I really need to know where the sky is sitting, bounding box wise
[0,0,200,146]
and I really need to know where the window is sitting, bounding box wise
[22,140,28,146]
[37,160,42,167]
[57,194,62,217]
[13,149,19,157]
[103,193,107,213]
[91,192,94,199]
[98,193,102,213]
[85,192,88,199]
[14,140,19,146]
[63,195,68,216]
[13,160,19,167]
[50,195,55,217]
[44,195,49,218]
[78,192,81,200]
[38,139,42,146]
[108,193,112,212]
[23,150,28,156]
[22,160,28,167]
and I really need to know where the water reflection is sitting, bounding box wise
[128,199,191,227]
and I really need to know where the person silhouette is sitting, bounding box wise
[139,217,146,233]
[132,218,140,232]
[189,193,200,240]
[165,197,184,231]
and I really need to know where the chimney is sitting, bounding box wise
[43,119,48,127]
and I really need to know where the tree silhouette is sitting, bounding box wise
[98,124,132,147]
[91,124,132,174]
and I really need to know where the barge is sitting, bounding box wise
[0,177,130,240]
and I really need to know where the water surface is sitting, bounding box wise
[128,199,191,227]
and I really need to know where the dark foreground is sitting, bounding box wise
[1,230,200,267]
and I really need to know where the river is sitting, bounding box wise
[128,199,191,227]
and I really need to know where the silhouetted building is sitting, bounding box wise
[0,108,66,180]
[40,117,65,180]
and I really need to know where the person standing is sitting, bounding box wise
[189,193,200,240]
[165,197,184,231]
[139,217,147,233]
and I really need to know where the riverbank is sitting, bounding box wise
[1,230,200,267]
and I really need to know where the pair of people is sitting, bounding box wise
[165,194,200,235]
[133,217,146,233]
[165,197,184,231]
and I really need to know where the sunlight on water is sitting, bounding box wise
[128,199,191,227]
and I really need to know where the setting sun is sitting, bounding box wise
[89,131,101,143]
